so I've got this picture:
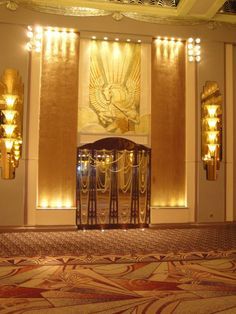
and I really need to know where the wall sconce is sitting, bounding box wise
[201,81,222,180]
[26,25,42,53]
[0,69,23,179]
[187,38,201,62]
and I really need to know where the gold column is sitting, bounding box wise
[151,39,186,207]
[38,30,79,208]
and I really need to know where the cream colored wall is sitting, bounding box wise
[0,6,235,225]
[196,41,225,222]
[0,23,29,225]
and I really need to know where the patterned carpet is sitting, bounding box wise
[0,226,236,313]
[1,258,236,313]
[0,226,236,264]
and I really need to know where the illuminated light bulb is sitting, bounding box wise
[196,55,201,62]
[177,38,182,43]
[64,200,72,208]
[101,229,105,232]
[56,200,62,208]
[70,29,74,33]
[195,50,201,56]
[195,38,201,43]
[2,110,16,124]
[26,42,32,51]
[35,47,41,53]
[188,49,194,56]
[188,38,194,43]
[115,38,119,41]
[207,105,217,117]
[104,37,108,41]
[189,56,194,62]
[207,118,218,129]
[188,43,193,49]
[2,125,16,137]
[27,25,32,31]
[35,41,41,48]
[35,33,42,40]
[171,37,175,41]
[208,144,217,154]
[195,44,201,50]
[208,132,217,142]
[35,25,42,34]
[3,95,17,108]
[4,139,14,151]
[91,36,96,39]
[137,39,141,43]
[27,31,33,38]
[41,200,49,208]
[127,38,131,42]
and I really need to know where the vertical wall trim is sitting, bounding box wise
[26,51,41,225]
[185,51,196,222]
[225,44,234,221]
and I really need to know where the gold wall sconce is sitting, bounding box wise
[0,69,23,179]
[201,81,222,181]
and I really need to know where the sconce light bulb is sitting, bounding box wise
[208,144,217,154]
[3,95,17,108]
[188,56,194,62]
[27,31,33,38]
[188,43,193,49]
[188,38,194,43]
[196,56,201,62]
[208,132,217,142]
[207,118,218,129]
[2,110,16,124]
[2,124,16,137]
[195,38,201,43]
[4,139,14,152]
[207,105,217,117]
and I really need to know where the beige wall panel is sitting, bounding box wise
[233,46,236,220]
[197,41,225,223]
[151,41,186,207]
[38,33,79,208]
[0,24,29,226]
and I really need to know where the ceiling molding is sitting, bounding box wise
[18,0,178,17]
[204,0,227,18]
[214,13,236,24]
[176,0,198,17]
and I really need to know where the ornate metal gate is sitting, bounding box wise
[76,137,151,229]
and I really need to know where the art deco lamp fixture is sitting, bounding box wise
[201,81,222,181]
[0,69,23,179]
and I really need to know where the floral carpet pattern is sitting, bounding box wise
[1,258,236,313]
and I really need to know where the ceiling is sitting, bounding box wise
[1,0,236,25]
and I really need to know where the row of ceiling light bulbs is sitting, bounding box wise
[26,25,201,62]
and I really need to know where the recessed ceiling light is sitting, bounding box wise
[92,36,96,39]
[115,38,119,41]
[104,37,108,40]
[137,39,141,43]
[127,38,131,42]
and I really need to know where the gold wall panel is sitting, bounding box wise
[38,31,79,208]
[151,40,186,207]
